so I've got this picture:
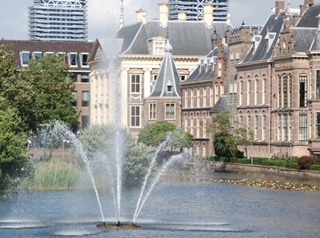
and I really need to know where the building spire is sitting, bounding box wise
[120,0,124,29]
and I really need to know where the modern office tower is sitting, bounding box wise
[168,0,229,22]
[28,0,88,41]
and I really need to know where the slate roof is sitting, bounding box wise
[241,13,284,64]
[292,27,318,52]
[116,20,228,56]
[183,48,218,83]
[309,29,320,52]
[296,4,320,28]
[149,40,181,97]
[210,95,229,113]
[1,40,94,69]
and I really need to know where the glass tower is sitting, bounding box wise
[28,0,88,41]
[168,0,229,22]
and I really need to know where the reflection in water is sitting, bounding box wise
[0,176,320,238]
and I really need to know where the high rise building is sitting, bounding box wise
[168,0,229,22]
[28,0,88,41]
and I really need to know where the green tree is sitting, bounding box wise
[0,43,78,133]
[207,111,251,159]
[138,121,193,150]
[0,98,30,189]
[79,125,152,188]
[19,54,79,132]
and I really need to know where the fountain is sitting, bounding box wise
[38,120,190,230]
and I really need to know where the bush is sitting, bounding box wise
[297,156,317,170]
[310,164,320,171]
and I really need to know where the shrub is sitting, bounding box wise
[310,164,320,171]
[297,156,317,170]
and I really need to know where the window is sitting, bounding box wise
[82,91,90,107]
[81,115,90,129]
[154,42,164,55]
[165,103,176,120]
[262,77,266,105]
[70,73,78,82]
[254,115,259,140]
[278,75,282,108]
[299,114,308,141]
[80,53,89,67]
[131,75,141,93]
[68,53,78,67]
[299,76,308,107]
[33,52,42,61]
[317,70,320,99]
[282,114,288,141]
[149,103,156,120]
[130,106,140,127]
[72,91,77,107]
[283,75,288,108]
[167,85,173,93]
[81,73,90,83]
[254,78,258,105]
[262,115,267,141]
[317,113,320,138]
[21,51,31,66]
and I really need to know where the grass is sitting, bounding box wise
[26,158,81,191]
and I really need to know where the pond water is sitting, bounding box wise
[0,174,320,238]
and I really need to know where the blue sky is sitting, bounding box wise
[0,0,307,41]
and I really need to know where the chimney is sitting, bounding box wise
[178,11,187,21]
[159,3,169,28]
[136,9,147,24]
[305,0,314,6]
[203,2,214,29]
[275,0,285,16]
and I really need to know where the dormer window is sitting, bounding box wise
[68,52,78,67]
[20,51,31,66]
[148,36,166,55]
[80,53,89,68]
[167,85,173,93]
[252,35,262,52]
[33,51,42,61]
[265,32,276,51]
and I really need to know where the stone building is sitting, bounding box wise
[236,0,320,158]
[89,4,228,137]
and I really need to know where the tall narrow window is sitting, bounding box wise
[131,75,141,93]
[283,114,288,141]
[33,52,42,61]
[262,77,266,105]
[82,91,90,107]
[130,106,140,127]
[165,103,176,120]
[317,71,320,99]
[299,76,308,107]
[72,91,77,107]
[149,103,156,120]
[299,114,308,141]
[278,75,282,108]
[283,75,288,108]
[317,113,320,138]
[288,75,292,107]
[81,116,90,129]
[262,115,267,141]
[255,78,259,105]
[80,53,89,67]
[247,80,251,105]
[254,115,259,140]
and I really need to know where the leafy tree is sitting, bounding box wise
[0,43,78,133]
[138,121,193,150]
[207,111,251,159]
[0,98,30,189]
[79,125,152,188]
[19,54,79,132]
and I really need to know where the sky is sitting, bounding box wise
[0,0,313,41]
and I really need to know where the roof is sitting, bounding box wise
[116,20,228,56]
[183,48,218,83]
[1,40,94,69]
[210,95,229,113]
[149,40,181,97]
[292,27,318,52]
[241,13,284,64]
[296,4,320,28]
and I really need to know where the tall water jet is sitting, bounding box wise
[45,122,106,222]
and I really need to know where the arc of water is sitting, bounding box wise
[132,135,173,222]
[51,122,106,222]
[132,154,184,223]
